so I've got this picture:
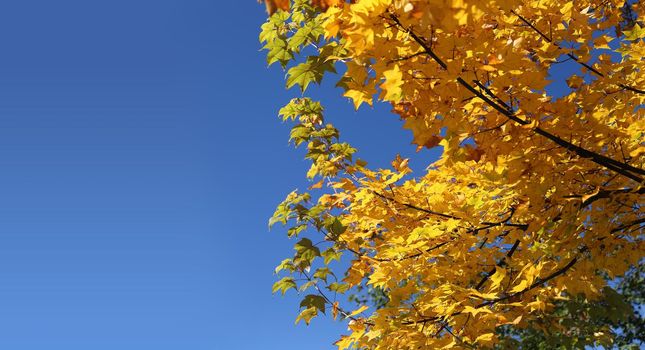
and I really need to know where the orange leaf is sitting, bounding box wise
[262,0,290,15]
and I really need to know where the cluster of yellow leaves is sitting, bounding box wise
[261,0,347,14]
[265,0,644,349]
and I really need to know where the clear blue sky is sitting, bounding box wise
[0,1,440,349]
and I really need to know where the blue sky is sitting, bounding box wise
[0,1,438,349]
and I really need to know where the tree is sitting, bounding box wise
[261,0,644,348]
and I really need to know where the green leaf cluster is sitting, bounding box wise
[260,1,345,92]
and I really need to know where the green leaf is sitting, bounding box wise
[278,98,324,121]
[269,191,311,228]
[269,201,292,228]
[300,294,327,313]
[322,248,342,265]
[259,11,294,68]
[299,280,317,292]
[288,22,322,52]
[318,40,347,59]
[307,204,326,219]
[265,38,294,68]
[259,22,278,44]
[313,267,334,282]
[274,258,295,274]
[272,277,297,295]
[286,56,337,92]
[270,10,290,23]
[326,218,346,238]
[259,11,290,43]
[287,223,308,237]
[327,282,350,294]
[330,143,356,160]
[294,237,321,267]
[289,125,312,146]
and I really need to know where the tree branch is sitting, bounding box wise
[511,10,645,95]
[474,239,520,290]
[387,14,644,183]
[476,256,578,308]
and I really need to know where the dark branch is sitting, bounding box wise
[511,10,645,95]
[387,14,644,182]
[476,256,578,308]
[474,239,520,290]
[610,217,645,234]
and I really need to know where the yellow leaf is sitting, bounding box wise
[348,305,369,317]
[490,267,507,291]
[409,226,443,240]
[463,305,492,316]
[295,307,318,325]
[629,146,645,158]
[380,65,404,101]
[335,336,353,350]
[510,279,530,294]
[509,315,523,325]
[475,333,495,345]
[560,1,573,16]
[624,24,645,41]
[344,89,373,109]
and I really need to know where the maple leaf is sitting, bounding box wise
[272,277,297,295]
[379,65,403,101]
[287,56,336,92]
[490,267,507,291]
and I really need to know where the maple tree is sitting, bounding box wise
[261,0,644,349]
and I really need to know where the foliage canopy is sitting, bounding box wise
[261,0,644,348]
